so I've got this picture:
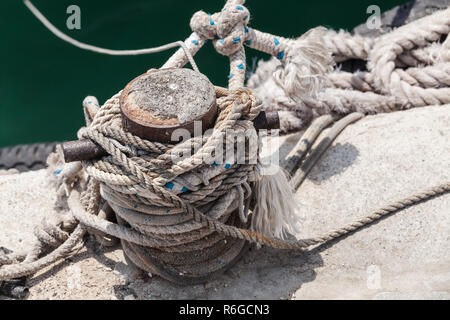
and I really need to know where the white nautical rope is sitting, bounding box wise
[3,0,448,286]
[248,7,450,132]
[23,0,200,73]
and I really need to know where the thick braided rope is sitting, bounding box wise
[24,0,450,127]
[0,88,262,282]
[69,88,263,281]
[163,0,331,96]
[248,7,450,132]
[73,100,450,252]
[70,117,450,251]
[2,0,449,284]
[0,225,85,281]
[369,9,450,106]
[2,107,449,281]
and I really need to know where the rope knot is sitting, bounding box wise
[217,88,262,123]
[190,2,250,56]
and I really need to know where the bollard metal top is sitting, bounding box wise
[120,68,217,143]
[61,68,281,163]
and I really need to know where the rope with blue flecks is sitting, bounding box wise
[163,0,309,91]
[0,87,265,285]
[247,7,450,132]
[3,0,449,287]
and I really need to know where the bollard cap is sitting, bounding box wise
[120,68,217,143]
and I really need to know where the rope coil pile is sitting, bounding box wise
[248,7,450,132]
[1,0,450,287]
[76,88,265,283]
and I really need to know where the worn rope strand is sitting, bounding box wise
[2,0,448,285]
[23,0,200,73]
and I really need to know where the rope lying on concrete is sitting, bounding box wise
[2,108,449,283]
[248,7,450,132]
[289,113,364,190]
[1,0,449,285]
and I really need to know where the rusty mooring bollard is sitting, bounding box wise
[61,68,279,163]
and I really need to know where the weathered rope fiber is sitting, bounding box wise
[23,0,200,73]
[290,113,364,189]
[2,114,449,281]
[1,0,449,286]
[77,88,268,284]
[248,7,450,132]
[1,107,449,282]
[284,115,336,176]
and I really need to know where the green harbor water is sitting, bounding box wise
[0,0,402,148]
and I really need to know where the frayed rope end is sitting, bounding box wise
[273,27,334,102]
[250,163,301,240]
[46,146,85,208]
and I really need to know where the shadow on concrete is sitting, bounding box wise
[306,142,359,184]
[136,243,324,300]
[26,236,119,289]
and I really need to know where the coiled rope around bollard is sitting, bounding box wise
[1,106,449,283]
[1,0,449,285]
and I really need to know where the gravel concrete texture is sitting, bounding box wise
[0,105,449,300]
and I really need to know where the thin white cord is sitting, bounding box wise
[23,0,199,72]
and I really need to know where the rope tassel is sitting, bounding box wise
[251,164,301,240]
